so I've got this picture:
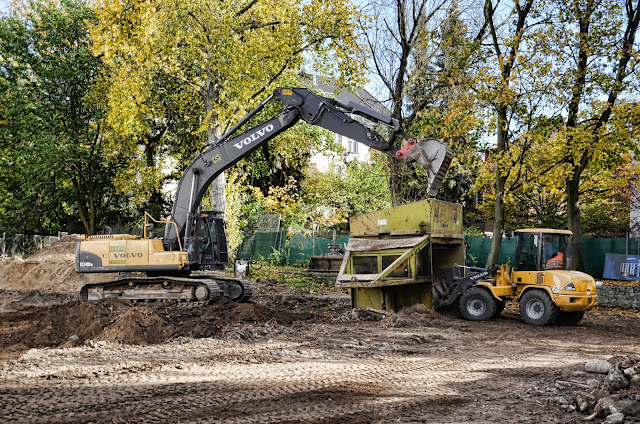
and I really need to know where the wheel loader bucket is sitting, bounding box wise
[396,138,453,196]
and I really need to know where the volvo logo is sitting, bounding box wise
[233,124,274,149]
[113,253,143,258]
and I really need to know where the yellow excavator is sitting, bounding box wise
[434,228,598,325]
[75,87,453,304]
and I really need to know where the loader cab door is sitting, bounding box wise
[541,233,570,270]
[194,212,229,271]
[515,233,541,271]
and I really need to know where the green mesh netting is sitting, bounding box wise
[239,231,637,276]
[582,237,639,278]
[465,236,518,268]
[287,234,350,265]
[236,230,286,260]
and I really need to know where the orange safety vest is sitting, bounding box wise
[546,252,564,270]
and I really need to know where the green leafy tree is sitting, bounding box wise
[0,0,131,234]
[474,0,567,267]
[409,1,484,205]
[302,151,392,226]
[360,0,483,205]
[550,0,640,270]
[473,0,640,270]
[91,0,364,213]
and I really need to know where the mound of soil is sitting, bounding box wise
[0,235,115,292]
[28,235,80,260]
[100,306,173,345]
[0,297,315,356]
[382,303,444,328]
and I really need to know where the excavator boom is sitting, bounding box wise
[164,87,453,255]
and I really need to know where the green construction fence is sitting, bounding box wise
[236,231,349,265]
[236,230,286,261]
[238,231,639,277]
[287,233,350,265]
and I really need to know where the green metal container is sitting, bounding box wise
[349,198,462,238]
[337,199,465,313]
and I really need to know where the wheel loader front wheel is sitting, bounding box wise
[459,287,497,321]
[519,290,558,326]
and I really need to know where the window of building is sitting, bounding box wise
[347,138,358,153]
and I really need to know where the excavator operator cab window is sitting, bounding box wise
[198,218,215,255]
[196,213,228,270]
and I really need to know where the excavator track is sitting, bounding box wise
[194,272,254,302]
[80,274,252,304]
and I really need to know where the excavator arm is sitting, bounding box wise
[164,87,453,254]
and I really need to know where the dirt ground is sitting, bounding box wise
[1,239,640,423]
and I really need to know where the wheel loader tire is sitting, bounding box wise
[459,287,497,321]
[519,290,558,326]
[556,310,584,326]
[493,299,506,318]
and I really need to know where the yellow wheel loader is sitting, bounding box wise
[434,229,598,326]
[75,87,453,304]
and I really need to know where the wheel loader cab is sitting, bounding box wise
[514,229,571,272]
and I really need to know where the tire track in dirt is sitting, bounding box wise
[0,337,594,424]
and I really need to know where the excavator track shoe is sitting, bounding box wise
[80,275,224,304]
[216,278,253,302]
[203,280,222,304]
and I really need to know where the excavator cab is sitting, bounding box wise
[193,212,229,271]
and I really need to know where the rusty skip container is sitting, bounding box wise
[336,199,465,313]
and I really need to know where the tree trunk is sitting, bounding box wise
[144,132,167,216]
[145,138,154,168]
[88,182,95,236]
[486,105,508,268]
[566,171,584,271]
[205,63,226,215]
[72,177,91,235]
[388,157,403,206]
[210,172,227,213]
[486,172,505,267]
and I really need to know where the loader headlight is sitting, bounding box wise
[595,281,603,288]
